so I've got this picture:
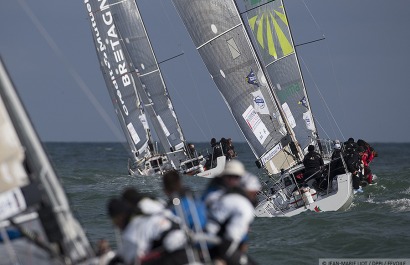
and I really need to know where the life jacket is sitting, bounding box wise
[206,187,250,243]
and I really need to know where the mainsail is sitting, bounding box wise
[85,0,153,166]
[243,0,318,151]
[86,0,193,171]
[103,0,189,168]
[172,0,304,174]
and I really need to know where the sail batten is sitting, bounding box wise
[86,1,152,164]
[173,0,302,173]
[108,0,189,166]
[243,0,318,151]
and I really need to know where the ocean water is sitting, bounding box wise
[44,142,410,265]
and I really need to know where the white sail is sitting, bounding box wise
[0,57,100,264]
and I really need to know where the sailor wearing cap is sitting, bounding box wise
[205,160,260,265]
[201,159,246,209]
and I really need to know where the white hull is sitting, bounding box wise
[195,156,226,178]
[255,173,354,217]
[128,154,171,176]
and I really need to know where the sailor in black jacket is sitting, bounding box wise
[303,145,324,182]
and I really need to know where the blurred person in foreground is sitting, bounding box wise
[205,160,260,265]
[107,188,190,265]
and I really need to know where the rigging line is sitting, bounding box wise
[324,37,347,139]
[17,0,127,145]
[312,116,331,140]
[182,55,214,139]
[197,23,242,50]
[294,37,325,48]
[160,0,214,139]
[300,0,326,36]
[299,56,344,139]
[161,59,208,140]
[158,52,184,65]
[299,0,345,140]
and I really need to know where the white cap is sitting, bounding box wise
[221,160,246,177]
[334,143,341,149]
[240,172,261,191]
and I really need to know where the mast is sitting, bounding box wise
[85,0,153,168]
[133,0,188,150]
[240,0,320,154]
[232,0,304,161]
[108,0,189,167]
[172,0,302,173]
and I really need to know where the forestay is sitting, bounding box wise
[173,0,301,174]
[243,0,318,151]
[86,0,152,163]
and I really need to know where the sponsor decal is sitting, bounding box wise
[251,90,269,115]
[85,0,131,116]
[303,111,315,131]
[276,82,302,102]
[260,143,282,166]
[242,105,269,144]
[298,96,308,109]
[246,69,260,87]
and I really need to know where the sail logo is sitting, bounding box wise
[251,90,270,115]
[247,4,294,60]
[276,82,301,102]
[85,0,132,116]
[298,96,308,109]
[242,105,269,144]
[246,69,260,87]
[261,142,282,166]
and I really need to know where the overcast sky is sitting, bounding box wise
[1,0,409,144]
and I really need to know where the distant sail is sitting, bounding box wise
[105,0,189,167]
[86,0,152,163]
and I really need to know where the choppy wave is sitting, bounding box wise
[45,142,410,265]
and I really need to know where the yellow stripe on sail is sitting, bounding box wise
[248,15,257,31]
[270,13,293,56]
[274,7,289,26]
[257,13,265,49]
[265,16,277,59]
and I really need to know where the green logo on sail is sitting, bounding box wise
[276,82,301,102]
[247,4,294,60]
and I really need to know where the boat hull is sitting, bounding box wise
[195,156,226,178]
[255,172,354,217]
[128,154,172,176]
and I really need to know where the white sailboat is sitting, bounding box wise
[172,0,354,216]
[0,57,112,264]
[85,0,226,178]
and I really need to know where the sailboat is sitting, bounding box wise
[172,0,354,216]
[0,57,112,264]
[85,0,226,178]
